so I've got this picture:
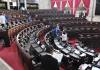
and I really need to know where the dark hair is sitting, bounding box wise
[46,46,53,54]
[85,66,92,70]
[63,31,66,34]
[1,24,4,27]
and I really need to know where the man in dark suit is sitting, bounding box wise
[41,47,59,70]
[41,54,59,70]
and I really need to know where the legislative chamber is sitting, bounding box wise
[0,0,100,70]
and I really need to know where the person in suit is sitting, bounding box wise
[41,47,59,70]
[0,12,10,47]
[61,31,68,47]
[41,55,59,70]
[51,24,61,39]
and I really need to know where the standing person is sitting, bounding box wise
[50,24,61,47]
[0,12,10,47]
[51,24,61,39]
[0,12,7,29]
[20,6,26,14]
[27,15,32,23]
[61,31,68,43]
[21,6,25,11]
[79,12,84,18]
[61,31,68,47]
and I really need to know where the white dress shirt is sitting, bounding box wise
[61,33,68,41]
[0,15,6,24]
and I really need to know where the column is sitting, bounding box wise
[87,0,96,21]
[7,0,10,10]
[91,0,95,21]
[17,0,20,10]
[73,0,75,15]
[60,0,62,11]
[24,0,27,10]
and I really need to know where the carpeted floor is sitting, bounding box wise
[0,41,25,70]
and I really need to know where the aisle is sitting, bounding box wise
[0,41,25,70]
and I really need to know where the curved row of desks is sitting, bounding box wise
[16,22,100,70]
[16,23,53,70]
[14,10,100,70]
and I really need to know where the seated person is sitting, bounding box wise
[68,38,79,48]
[92,53,100,65]
[61,31,68,42]
[40,47,60,70]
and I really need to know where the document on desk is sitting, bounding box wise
[54,40,63,49]
[0,58,13,70]
[77,45,86,52]
[70,53,80,59]
[85,51,94,56]
[62,49,69,54]
[92,67,100,70]
[52,52,63,63]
